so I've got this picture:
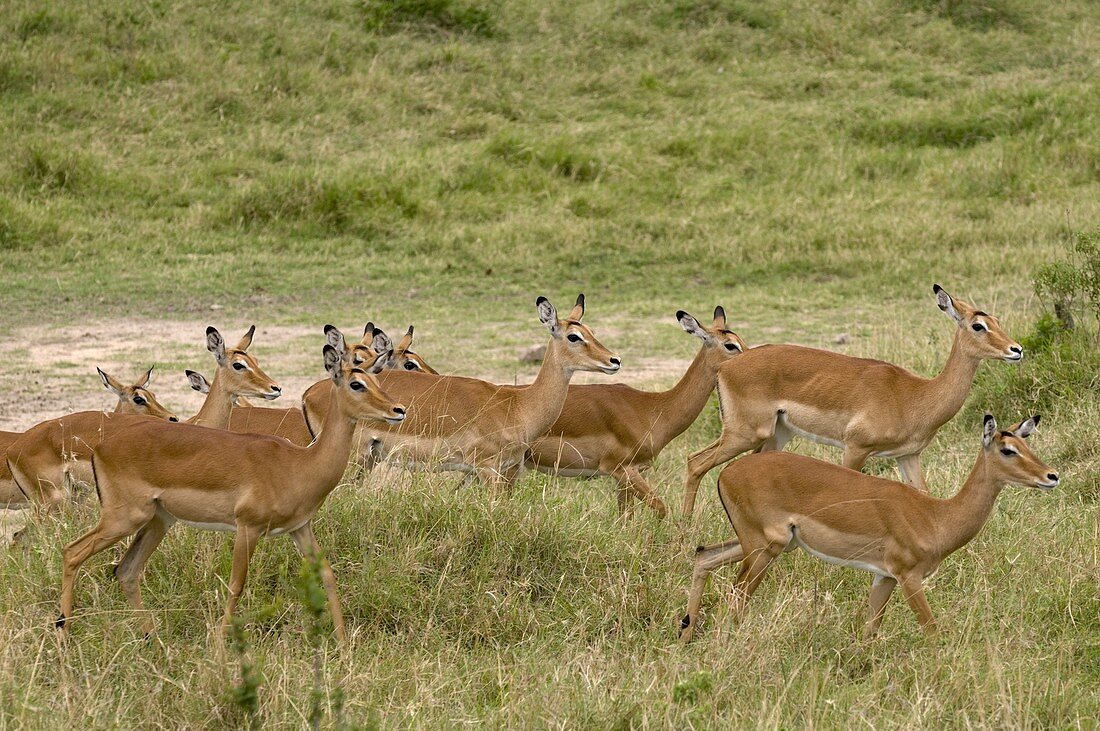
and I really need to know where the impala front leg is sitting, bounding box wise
[863,574,897,640]
[899,573,937,637]
[221,524,261,640]
[291,522,345,644]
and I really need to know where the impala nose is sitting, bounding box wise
[169,416,179,423]
[1047,472,1059,482]
[393,406,406,416]
[270,384,282,393]
[609,356,621,367]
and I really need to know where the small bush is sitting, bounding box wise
[487,135,606,182]
[15,145,99,194]
[15,8,62,41]
[1034,231,1100,334]
[358,0,495,36]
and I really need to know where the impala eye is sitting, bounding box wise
[567,333,582,343]
[724,343,740,352]
[972,323,986,332]
[349,380,366,391]
[404,361,417,370]
[1000,448,1017,456]
[232,362,247,371]
[352,356,364,365]
[133,395,146,405]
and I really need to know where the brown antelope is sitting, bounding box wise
[678,414,1058,643]
[1,367,177,509]
[57,345,405,641]
[189,372,314,447]
[681,285,1023,515]
[526,307,745,519]
[302,295,620,489]
[351,323,438,375]
[6,327,280,507]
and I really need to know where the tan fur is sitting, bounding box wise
[1,368,178,508]
[6,327,279,508]
[302,295,620,490]
[526,307,745,519]
[57,350,405,641]
[681,286,1023,514]
[679,415,1057,643]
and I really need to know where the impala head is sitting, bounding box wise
[982,414,1058,490]
[323,325,389,375]
[934,284,1022,363]
[537,294,621,374]
[677,306,745,360]
[205,325,282,400]
[323,344,406,424]
[387,325,438,374]
[97,366,179,421]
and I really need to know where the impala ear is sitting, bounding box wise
[136,365,154,389]
[537,296,559,334]
[323,345,344,384]
[933,284,963,325]
[1011,414,1041,439]
[567,293,585,321]
[207,327,227,366]
[98,367,125,396]
[324,324,347,356]
[234,325,256,352]
[371,328,392,355]
[362,322,375,339]
[365,349,389,375]
[712,305,727,329]
[186,370,210,394]
[677,311,710,342]
[982,414,998,448]
[397,325,414,352]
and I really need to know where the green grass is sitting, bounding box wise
[0,0,1098,727]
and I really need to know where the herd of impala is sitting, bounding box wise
[0,285,1061,646]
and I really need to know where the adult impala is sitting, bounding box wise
[58,345,405,641]
[679,414,1058,643]
[681,285,1022,515]
[6,327,280,507]
[526,307,745,519]
[302,295,620,490]
[1,366,175,508]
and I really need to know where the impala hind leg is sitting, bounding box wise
[682,431,760,516]
[290,523,346,644]
[895,454,928,492]
[863,574,897,640]
[728,537,784,622]
[59,503,154,633]
[220,524,261,641]
[679,539,743,643]
[115,508,176,637]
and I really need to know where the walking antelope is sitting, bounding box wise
[526,307,745,519]
[1,366,177,509]
[6,327,280,507]
[679,414,1057,643]
[681,285,1022,515]
[302,295,620,490]
[58,346,404,640]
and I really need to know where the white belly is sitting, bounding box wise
[778,412,845,449]
[791,530,890,578]
[178,519,236,532]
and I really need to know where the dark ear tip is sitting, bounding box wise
[983,413,994,422]
[206,326,218,335]
[245,325,256,333]
[933,284,943,293]
[714,305,725,317]
[324,324,336,334]
[675,310,688,321]
[185,369,198,378]
[372,328,384,337]
[535,296,548,306]
[363,322,374,335]
[576,293,585,305]
[406,325,414,335]
[1032,414,1041,424]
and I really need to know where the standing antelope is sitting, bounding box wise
[679,414,1058,643]
[302,295,620,490]
[6,327,280,507]
[526,307,745,519]
[1,366,177,509]
[57,345,405,641]
[681,285,1023,515]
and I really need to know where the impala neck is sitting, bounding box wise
[517,338,575,442]
[300,384,359,505]
[936,453,1004,555]
[650,346,720,448]
[188,369,235,428]
[921,329,981,431]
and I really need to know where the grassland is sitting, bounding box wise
[0,0,1098,727]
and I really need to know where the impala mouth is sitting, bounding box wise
[1003,353,1023,363]
[385,414,406,425]
[260,391,282,400]
[1036,479,1059,490]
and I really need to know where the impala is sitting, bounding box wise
[189,372,314,447]
[6,327,280,507]
[302,295,620,489]
[678,414,1058,643]
[1,366,177,509]
[681,285,1022,514]
[347,323,438,374]
[58,345,405,640]
[526,307,745,519]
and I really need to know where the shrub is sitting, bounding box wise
[1034,231,1100,335]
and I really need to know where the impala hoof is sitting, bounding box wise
[55,613,66,630]
[679,613,691,633]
